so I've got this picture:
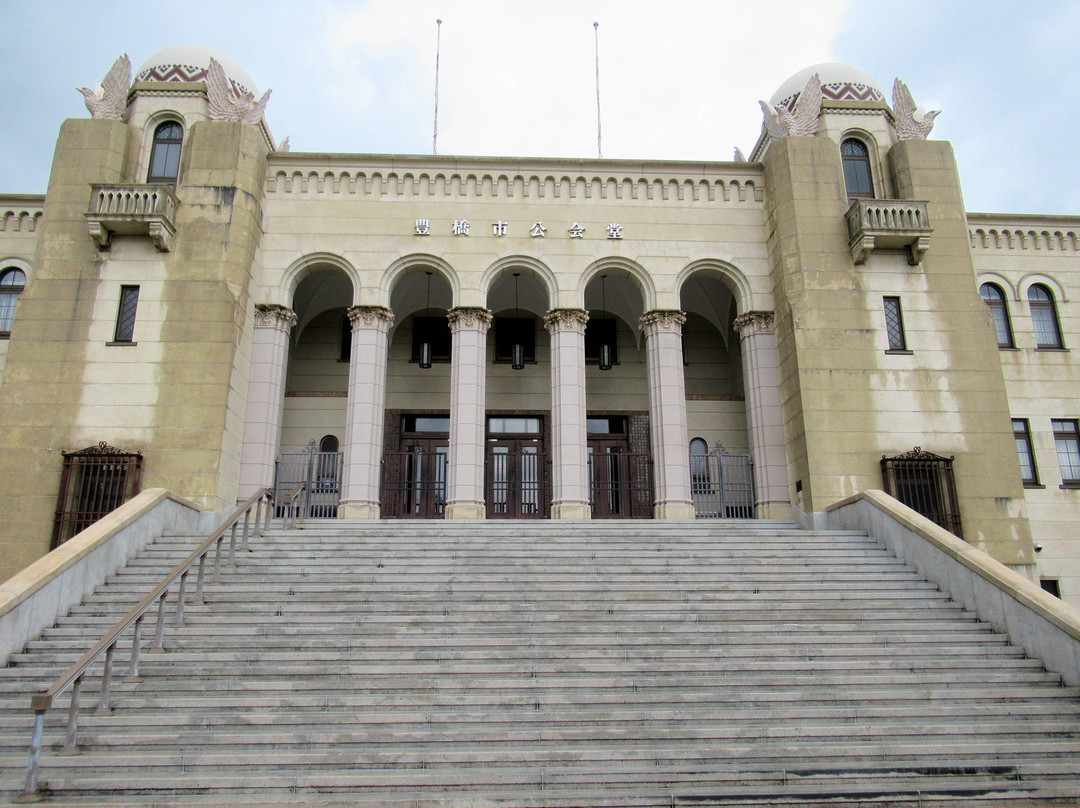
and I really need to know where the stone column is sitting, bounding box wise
[734,311,791,519]
[445,307,492,519]
[640,310,695,519]
[339,305,394,519]
[238,305,295,500]
[545,309,591,519]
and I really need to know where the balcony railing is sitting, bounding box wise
[846,199,931,265]
[86,183,178,252]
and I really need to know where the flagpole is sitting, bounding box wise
[433,18,442,155]
[594,21,602,159]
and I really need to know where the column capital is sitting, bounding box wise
[254,304,296,331]
[544,308,589,335]
[733,310,776,337]
[347,305,395,331]
[447,306,493,332]
[640,309,686,336]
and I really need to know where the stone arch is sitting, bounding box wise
[578,257,656,313]
[281,252,361,309]
[1018,273,1068,304]
[976,272,1018,301]
[675,259,754,315]
[382,254,461,310]
[479,256,558,311]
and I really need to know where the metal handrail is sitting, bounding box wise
[282,481,305,528]
[20,487,275,799]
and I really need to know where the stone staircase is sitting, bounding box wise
[2,519,1080,806]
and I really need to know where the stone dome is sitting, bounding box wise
[769,62,884,109]
[135,45,259,95]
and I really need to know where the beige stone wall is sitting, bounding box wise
[0,195,44,387]
[969,214,1080,602]
[763,135,1032,565]
[0,118,268,582]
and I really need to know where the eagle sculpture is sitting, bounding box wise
[892,78,940,141]
[206,57,271,124]
[759,73,822,139]
[77,54,131,120]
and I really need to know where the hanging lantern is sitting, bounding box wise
[419,271,433,369]
[599,274,612,371]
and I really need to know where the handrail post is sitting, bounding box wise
[127,615,144,679]
[213,535,223,582]
[264,492,273,533]
[95,644,115,714]
[241,508,252,551]
[153,593,168,649]
[195,553,207,603]
[18,711,45,802]
[174,570,188,625]
[228,520,238,567]
[63,675,83,752]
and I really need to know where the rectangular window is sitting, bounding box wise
[1052,419,1080,485]
[883,297,907,351]
[1013,419,1039,485]
[112,285,140,343]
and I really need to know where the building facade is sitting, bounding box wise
[1,47,1077,604]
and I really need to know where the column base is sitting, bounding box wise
[445,502,486,519]
[653,502,697,520]
[338,502,381,519]
[551,502,592,520]
[755,500,793,520]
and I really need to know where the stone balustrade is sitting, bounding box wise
[846,198,931,265]
[85,183,179,252]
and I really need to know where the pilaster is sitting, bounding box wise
[545,309,591,520]
[445,307,492,519]
[339,305,394,519]
[640,310,694,519]
[237,305,296,500]
[733,310,791,519]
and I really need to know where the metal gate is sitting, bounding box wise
[588,449,653,519]
[690,444,754,519]
[275,442,343,518]
[881,446,962,538]
[381,447,449,518]
[486,445,549,518]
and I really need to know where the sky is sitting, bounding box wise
[0,0,1075,216]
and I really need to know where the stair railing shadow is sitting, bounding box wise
[16,486,279,803]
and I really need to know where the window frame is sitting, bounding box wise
[111,285,140,345]
[0,267,27,338]
[1052,418,1080,487]
[147,121,184,187]
[883,296,909,353]
[980,282,1015,348]
[1012,418,1040,486]
[841,137,874,201]
[1028,283,1064,349]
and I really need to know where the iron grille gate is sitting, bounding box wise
[52,441,143,548]
[881,446,963,538]
[381,448,449,518]
[274,442,344,519]
[690,445,755,519]
[588,450,653,519]
[486,447,550,518]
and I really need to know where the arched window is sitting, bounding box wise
[979,283,1014,348]
[319,435,339,454]
[841,138,874,200]
[1028,284,1064,348]
[147,121,183,186]
[0,268,26,337]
